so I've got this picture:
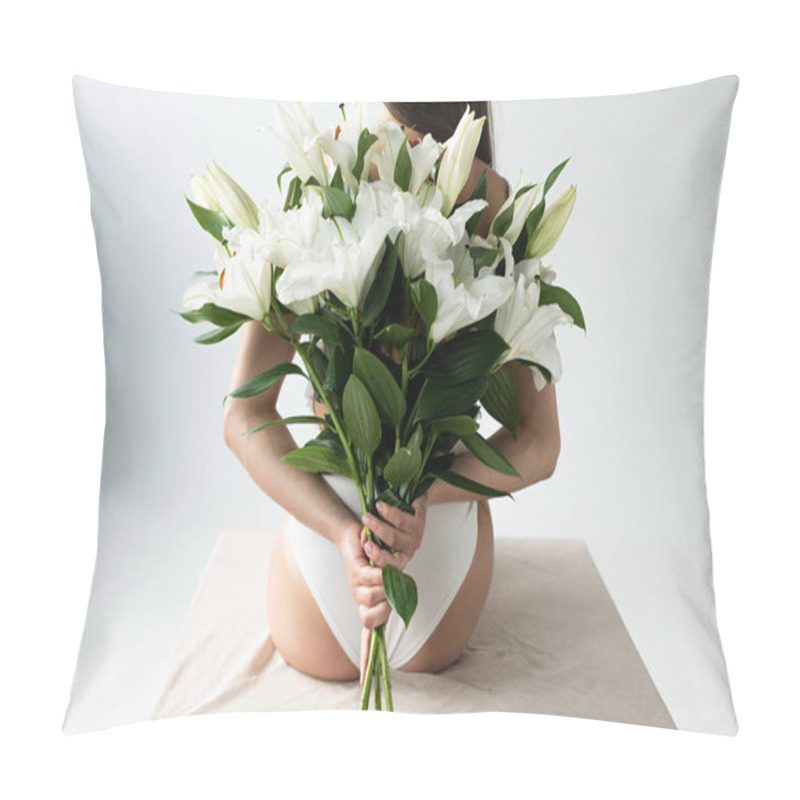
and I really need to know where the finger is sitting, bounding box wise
[359,600,391,629]
[355,584,387,607]
[374,500,409,528]
[363,539,409,571]
[360,627,370,687]
[358,564,384,586]
[377,500,425,540]
[363,511,413,552]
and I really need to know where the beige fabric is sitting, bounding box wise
[150,530,675,729]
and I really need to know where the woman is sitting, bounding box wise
[222,101,562,687]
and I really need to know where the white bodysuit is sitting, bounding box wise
[285,436,479,669]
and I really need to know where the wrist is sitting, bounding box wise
[332,514,363,554]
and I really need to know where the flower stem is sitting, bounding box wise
[374,657,382,710]
[360,624,381,710]
[379,631,393,711]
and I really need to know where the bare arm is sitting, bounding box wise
[222,320,361,549]
[426,360,561,505]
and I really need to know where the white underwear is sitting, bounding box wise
[285,471,479,669]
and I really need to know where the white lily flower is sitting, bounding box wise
[514,257,557,285]
[318,103,377,191]
[182,226,273,322]
[436,107,485,217]
[424,242,515,343]
[391,189,487,279]
[372,118,444,197]
[526,184,577,259]
[190,161,259,230]
[260,102,329,186]
[494,271,574,389]
[275,181,401,310]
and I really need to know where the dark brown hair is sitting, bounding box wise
[383,102,496,167]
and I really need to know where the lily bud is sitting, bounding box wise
[206,161,260,230]
[525,185,576,259]
[437,107,485,217]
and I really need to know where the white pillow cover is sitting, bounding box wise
[64,74,739,735]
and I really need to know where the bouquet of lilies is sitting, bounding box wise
[179,101,585,711]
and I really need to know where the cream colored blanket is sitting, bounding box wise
[150,530,675,728]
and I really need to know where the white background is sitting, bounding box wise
[2,0,797,796]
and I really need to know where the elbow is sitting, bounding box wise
[519,433,560,487]
[541,439,561,481]
[223,403,249,454]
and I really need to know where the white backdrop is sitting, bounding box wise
[3,0,798,797]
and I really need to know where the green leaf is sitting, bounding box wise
[422,330,509,386]
[524,198,546,242]
[394,136,412,191]
[320,185,354,220]
[352,348,406,427]
[343,375,382,456]
[415,376,487,421]
[331,164,344,190]
[491,200,515,239]
[323,344,349,395]
[243,416,326,435]
[289,313,344,345]
[538,282,586,331]
[375,323,416,349]
[470,245,499,271]
[411,473,436,499]
[178,302,251,328]
[431,415,480,436]
[282,444,351,477]
[407,424,424,450]
[382,565,418,628]
[426,452,455,474]
[352,129,378,182]
[543,157,570,197]
[410,279,438,328]
[437,470,510,498]
[185,196,231,242]
[283,176,302,211]
[277,162,292,193]
[227,362,306,400]
[459,432,520,477]
[481,366,521,438]
[384,446,422,489]
[362,234,400,327]
[194,323,243,344]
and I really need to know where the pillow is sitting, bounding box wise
[64,74,739,735]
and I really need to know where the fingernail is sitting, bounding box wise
[366,542,375,553]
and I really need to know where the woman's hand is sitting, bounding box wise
[360,494,429,572]
[337,519,392,630]
[337,520,392,687]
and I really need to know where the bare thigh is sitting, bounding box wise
[398,500,494,674]
[267,514,359,681]
[267,501,494,680]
